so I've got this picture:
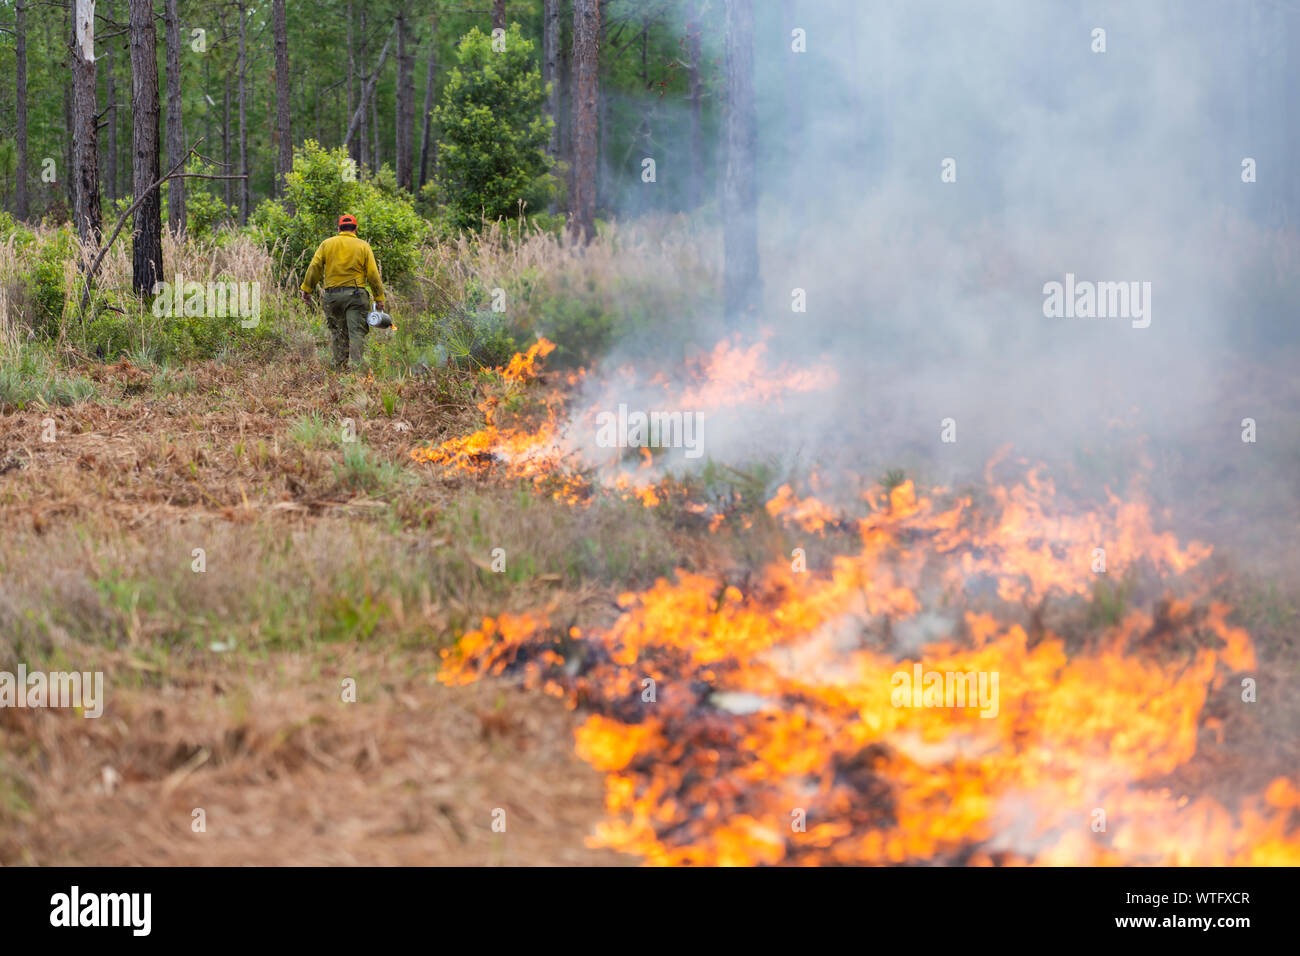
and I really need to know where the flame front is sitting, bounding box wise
[418,342,1300,866]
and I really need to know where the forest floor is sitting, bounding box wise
[0,350,652,865]
[2,339,1299,865]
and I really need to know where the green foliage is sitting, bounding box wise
[252,141,428,286]
[69,290,287,364]
[0,211,36,250]
[532,288,615,367]
[288,412,331,448]
[28,227,77,337]
[435,25,555,231]
[1089,572,1136,629]
[333,444,405,494]
[430,308,521,371]
[0,344,98,410]
[185,163,236,240]
[881,468,909,492]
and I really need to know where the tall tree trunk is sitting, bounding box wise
[493,0,506,31]
[359,10,370,171]
[722,0,758,319]
[543,0,559,157]
[395,7,413,190]
[104,0,118,205]
[417,12,438,189]
[371,83,381,172]
[273,0,292,198]
[596,6,609,210]
[559,14,570,167]
[72,0,102,243]
[164,0,185,233]
[237,3,249,224]
[348,3,360,168]
[15,0,29,220]
[570,0,600,242]
[687,0,703,209]
[129,0,163,293]
[202,39,210,169]
[223,74,232,209]
[64,86,77,216]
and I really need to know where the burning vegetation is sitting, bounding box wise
[413,340,1300,866]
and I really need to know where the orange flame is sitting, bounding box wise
[440,472,1296,866]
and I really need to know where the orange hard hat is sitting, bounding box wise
[338,214,358,228]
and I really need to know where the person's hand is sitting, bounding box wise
[300,290,312,305]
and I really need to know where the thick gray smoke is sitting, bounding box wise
[586,0,1299,559]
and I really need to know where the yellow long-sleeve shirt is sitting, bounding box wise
[300,231,386,304]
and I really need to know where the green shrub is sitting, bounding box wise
[0,345,98,409]
[252,141,428,287]
[430,308,521,371]
[435,25,556,231]
[185,169,235,240]
[333,445,405,494]
[288,412,331,448]
[28,227,77,337]
[0,211,36,250]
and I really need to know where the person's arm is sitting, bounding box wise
[364,244,385,307]
[300,243,326,302]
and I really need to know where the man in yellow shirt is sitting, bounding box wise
[299,214,387,370]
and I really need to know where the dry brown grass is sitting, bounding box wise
[0,652,623,866]
[0,346,693,865]
[409,214,719,319]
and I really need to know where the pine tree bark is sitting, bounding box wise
[371,82,381,172]
[417,12,438,189]
[273,0,292,198]
[104,0,118,205]
[129,0,163,293]
[359,9,369,171]
[348,3,361,168]
[570,0,600,242]
[493,0,506,31]
[64,87,77,214]
[395,7,413,190]
[237,2,249,223]
[223,74,232,209]
[543,0,559,156]
[722,0,758,319]
[72,0,102,243]
[15,0,29,220]
[164,0,185,232]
